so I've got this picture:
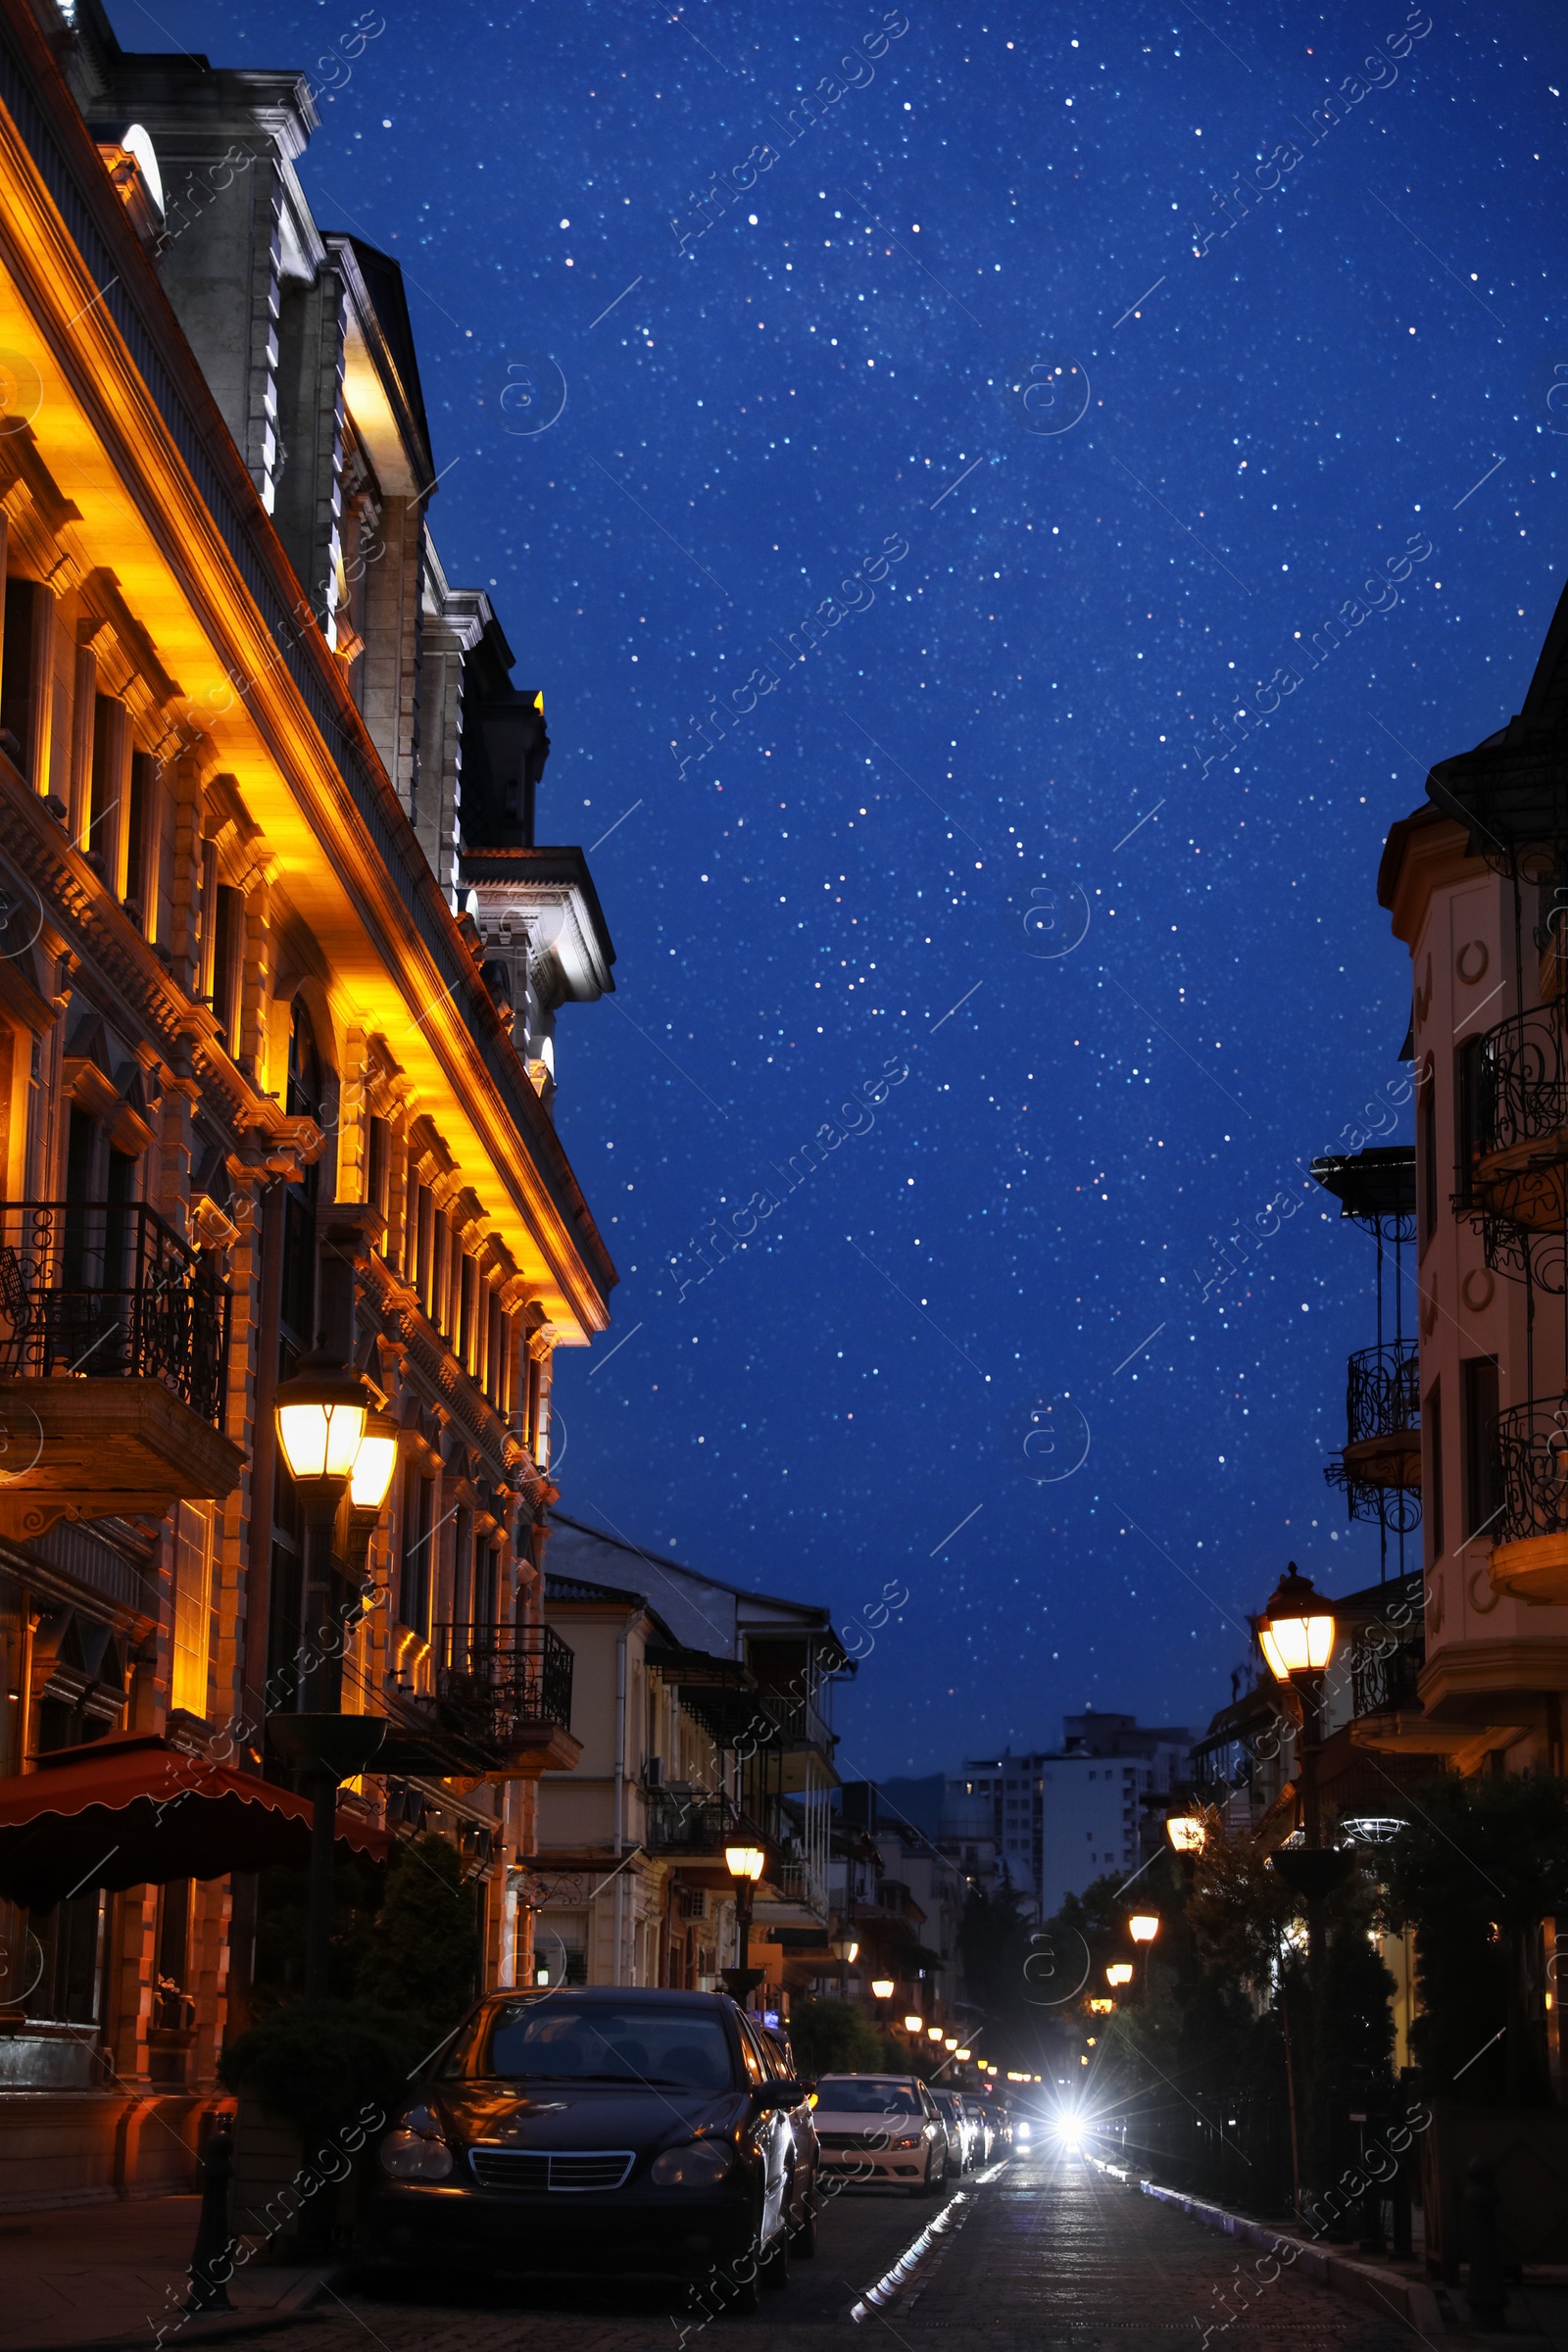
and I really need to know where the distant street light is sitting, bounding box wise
[871,1977,896,2000]
[1105,1962,1134,1986]
[1166,1814,1205,1853]
[1128,1913,1160,1944]
[904,2012,924,2034]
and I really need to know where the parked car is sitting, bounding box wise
[810,2072,951,2196]
[758,2022,822,2254]
[368,1986,813,2308]
[929,2088,976,2172]
[960,2095,993,2162]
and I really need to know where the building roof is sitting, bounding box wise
[546,1512,847,1666]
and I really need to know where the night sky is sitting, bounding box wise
[132,0,1567,1776]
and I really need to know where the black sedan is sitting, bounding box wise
[368,1986,817,2308]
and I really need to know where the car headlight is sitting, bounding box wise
[652,2139,734,2186]
[379,2128,454,2180]
[379,2108,454,2180]
[891,2132,923,2149]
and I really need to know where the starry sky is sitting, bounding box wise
[131,0,1567,1776]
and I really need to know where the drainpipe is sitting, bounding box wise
[612,1623,627,1984]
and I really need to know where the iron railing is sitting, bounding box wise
[431,1621,574,1749]
[1467,1010,1568,1165]
[0,1200,230,1423]
[1493,1397,1568,1544]
[1349,1634,1424,1718]
[643,1788,778,1859]
[1345,1342,1420,1451]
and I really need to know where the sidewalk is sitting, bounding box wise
[1089,2157,1568,2351]
[2,2197,337,2352]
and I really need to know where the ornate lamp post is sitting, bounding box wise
[724,1841,765,2002]
[1257,1564,1348,1961]
[269,1354,397,1998]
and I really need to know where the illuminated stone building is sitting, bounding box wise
[0,0,614,2201]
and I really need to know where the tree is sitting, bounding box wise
[786,1997,903,2078]
[1382,1772,1568,2106]
[354,1833,482,2037]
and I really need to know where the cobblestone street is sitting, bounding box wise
[157,2155,1429,2352]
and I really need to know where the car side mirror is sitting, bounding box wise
[755,2080,805,2107]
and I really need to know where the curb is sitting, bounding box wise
[1088,2158,1446,2340]
[847,2187,973,2323]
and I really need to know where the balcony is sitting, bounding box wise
[380,1623,579,1776]
[0,1200,242,1539]
[1456,1011,1568,1232]
[1486,1397,1568,1605]
[1328,1342,1421,1493]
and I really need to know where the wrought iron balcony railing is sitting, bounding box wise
[1468,1009,1568,1163]
[1349,1633,1424,1718]
[1493,1397,1568,1544]
[431,1621,574,1750]
[643,1788,778,1859]
[0,1199,231,1424]
[1346,1342,1420,1454]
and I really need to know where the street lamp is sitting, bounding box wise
[348,1407,401,1513]
[724,1843,766,2002]
[1258,1563,1337,1683]
[927,2024,944,2042]
[270,1352,390,2000]
[871,1977,896,2000]
[956,2046,972,2061]
[944,2035,958,2051]
[1166,1814,1206,1853]
[904,2012,924,2034]
[1257,1564,1347,1959]
[1105,1962,1134,1987]
[1128,1913,1160,1944]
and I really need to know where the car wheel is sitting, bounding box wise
[722,2254,762,2318]
[760,2225,791,2293]
[913,2154,937,2198]
[794,2176,820,2258]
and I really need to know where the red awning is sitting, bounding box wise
[0,1731,389,1911]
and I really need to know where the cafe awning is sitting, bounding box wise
[0,1731,389,1911]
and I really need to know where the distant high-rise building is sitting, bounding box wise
[943,1711,1193,1918]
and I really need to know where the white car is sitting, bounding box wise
[810,2073,951,2196]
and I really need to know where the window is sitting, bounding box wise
[171,1500,214,1718]
[1462,1356,1502,1543]
[368,1115,390,1240]
[401,1463,434,1638]
[459,1254,477,1368]
[415,1184,434,1316]
[453,1504,473,1626]
[473,1537,498,1634]
[1454,1036,1487,1212]
[1,578,49,781]
[1418,1057,1438,1254]
[124,752,155,927]
[1425,1378,1445,1563]
[211,882,243,1052]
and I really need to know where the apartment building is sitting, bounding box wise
[0,0,613,2202]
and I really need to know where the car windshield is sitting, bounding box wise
[814,2077,922,2115]
[932,2094,957,2116]
[476,2001,735,2091]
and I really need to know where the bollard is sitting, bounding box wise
[186,2118,236,2313]
[1357,2170,1386,2256]
[1463,2155,1507,2328]
[1390,2160,1412,2260]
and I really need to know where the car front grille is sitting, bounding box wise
[817,2131,892,2151]
[469,2146,636,2192]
